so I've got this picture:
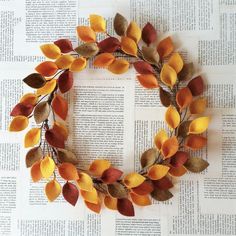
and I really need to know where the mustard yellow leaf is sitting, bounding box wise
[45,179,61,201]
[89,14,106,32]
[126,21,141,43]
[40,44,61,59]
[89,159,111,176]
[160,64,177,88]
[108,59,129,74]
[165,106,180,129]
[123,172,145,188]
[104,195,117,210]
[189,98,207,114]
[168,53,183,73]
[69,57,87,72]
[154,129,168,150]
[130,192,151,206]
[40,156,55,179]
[147,164,170,180]
[24,128,41,148]
[121,36,137,56]
[55,55,75,69]
[80,187,98,204]
[76,172,93,192]
[161,136,179,159]
[188,117,210,134]
[9,116,29,132]
[76,26,96,42]
[36,79,57,96]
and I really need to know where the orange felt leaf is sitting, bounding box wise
[85,200,101,214]
[147,164,170,180]
[165,106,180,129]
[104,195,117,210]
[58,162,79,180]
[51,94,68,120]
[76,26,96,42]
[137,74,159,89]
[93,53,115,67]
[52,121,69,141]
[121,36,137,56]
[31,160,42,182]
[161,136,179,159]
[169,165,187,177]
[35,61,58,77]
[154,129,168,150]
[89,159,111,176]
[189,98,207,114]
[24,128,41,148]
[20,93,38,105]
[123,172,146,188]
[130,192,151,206]
[157,37,174,58]
[108,59,129,74]
[168,53,183,73]
[185,135,207,150]
[36,79,57,96]
[69,57,87,72]
[131,180,154,195]
[45,179,61,201]
[9,115,29,132]
[176,87,193,111]
[40,44,61,59]
[80,187,98,204]
[55,54,75,69]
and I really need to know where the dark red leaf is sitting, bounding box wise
[58,70,73,93]
[152,176,173,190]
[133,61,155,74]
[187,76,204,96]
[62,182,79,206]
[132,180,154,195]
[101,167,123,184]
[141,22,157,46]
[45,129,65,148]
[10,103,34,117]
[97,37,121,53]
[117,198,135,217]
[54,39,73,53]
[170,151,189,168]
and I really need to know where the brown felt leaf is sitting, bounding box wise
[101,167,123,184]
[170,151,189,168]
[159,87,172,107]
[169,165,187,177]
[185,135,207,150]
[187,76,204,96]
[62,182,79,206]
[152,176,173,190]
[142,22,157,46]
[10,103,34,117]
[126,21,141,43]
[58,163,79,180]
[34,101,50,124]
[51,94,68,120]
[177,120,192,138]
[176,87,193,111]
[52,122,68,141]
[25,147,43,168]
[58,70,73,93]
[151,189,173,201]
[97,37,120,53]
[35,61,58,77]
[157,37,174,58]
[114,13,128,36]
[121,36,137,56]
[184,157,209,173]
[93,53,115,67]
[45,129,65,149]
[142,46,160,65]
[117,198,135,217]
[107,182,127,199]
[75,43,99,58]
[140,148,158,168]
[178,63,194,81]
[189,98,207,114]
[132,180,154,195]
[133,61,154,74]
[161,136,179,159]
[137,74,159,89]
[23,73,46,89]
[54,39,73,53]
[57,149,78,164]
[108,59,129,74]
[76,26,96,42]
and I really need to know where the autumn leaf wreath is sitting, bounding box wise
[9,13,210,216]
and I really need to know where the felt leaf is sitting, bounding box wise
[104,195,117,210]
[188,117,210,134]
[40,44,61,59]
[45,129,65,149]
[34,101,50,124]
[140,148,158,168]
[20,93,38,105]
[137,74,159,89]
[133,61,154,74]
[80,187,98,204]
[178,120,192,138]
[178,63,194,81]
[107,182,128,199]
[35,61,58,77]
[126,21,141,43]
[89,14,106,32]
[176,87,193,111]
[168,165,187,177]
[97,37,120,53]
[62,182,79,206]
[159,87,172,107]
[151,189,173,201]
[23,73,46,89]
[58,70,74,93]
[123,172,145,188]
[161,136,179,159]
[187,76,204,96]
[168,53,184,73]
[76,26,96,42]
[131,180,154,195]
[108,59,129,74]
[142,22,157,45]
[157,37,174,58]
[147,164,170,180]
[93,53,115,67]
[184,157,209,173]
[24,128,41,148]
[55,55,75,69]
[45,179,61,201]
[142,46,160,65]
[69,57,87,72]
[40,156,55,179]
[10,103,34,117]
[154,129,168,150]
[160,64,177,88]
[117,198,135,217]
[36,79,57,95]
[9,115,29,132]
[54,39,73,53]
[76,172,93,192]
[89,159,111,176]
[121,36,137,56]
[165,106,180,129]
[58,163,79,180]
[170,151,189,168]
[189,98,207,114]
[31,161,42,182]
[130,192,151,206]
[51,94,68,120]
[152,176,173,190]
[57,149,78,164]
[52,122,69,141]
[101,167,123,184]
[85,200,101,214]
[25,147,43,168]
[185,135,207,150]
[75,43,99,58]
[114,13,128,36]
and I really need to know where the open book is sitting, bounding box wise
[0,0,236,235]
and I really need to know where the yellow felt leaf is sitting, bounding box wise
[123,172,145,188]
[168,53,184,73]
[36,79,57,96]
[69,57,87,72]
[31,160,42,182]
[147,164,170,180]
[89,14,106,32]
[40,44,61,59]
[80,187,98,204]
[55,55,75,69]
[165,106,180,129]
[58,162,79,180]
[45,179,61,201]
[20,93,38,105]
[121,36,137,56]
[126,21,141,43]
[89,159,111,176]
[108,59,129,74]
[76,172,93,192]
[104,196,117,210]
[40,156,55,179]
[130,192,151,206]
[160,64,177,88]
[154,129,168,150]
[137,74,159,89]
[161,136,179,159]
[76,26,96,42]
[157,36,174,58]
[188,117,210,134]
[9,116,29,132]
[24,128,41,148]
[93,53,115,67]
[189,98,207,114]
[176,87,193,111]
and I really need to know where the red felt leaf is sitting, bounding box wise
[132,180,154,195]
[58,70,73,93]
[133,61,155,74]
[170,151,189,168]
[101,167,123,184]
[62,182,79,206]
[97,37,121,53]
[45,129,65,148]
[117,198,135,217]
[152,176,173,190]
[187,76,204,96]
[141,22,157,46]
[54,39,73,53]
[51,94,68,120]
[10,103,34,117]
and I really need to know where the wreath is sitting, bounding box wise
[9,13,210,217]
